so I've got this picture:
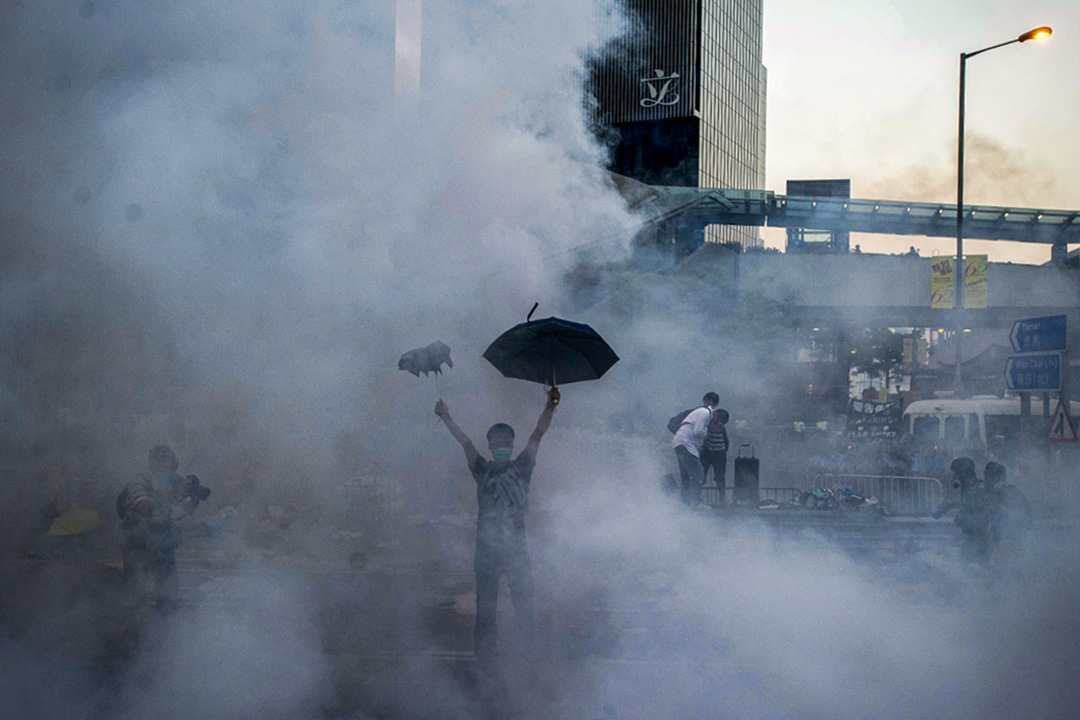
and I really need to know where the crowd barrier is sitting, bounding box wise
[702,486,802,507]
[702,475,944,516]
[808,474,944,516]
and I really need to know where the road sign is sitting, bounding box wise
[1049,400,1078,443]
[1004,353,1062,391]
[1010,314,1067,353]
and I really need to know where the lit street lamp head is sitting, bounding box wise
[1019,26,1052,43]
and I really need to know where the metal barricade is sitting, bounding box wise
[703,486,803,506]
[701,485,723,506]
[808,474,944,516]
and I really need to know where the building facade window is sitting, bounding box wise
[589,0,767,248]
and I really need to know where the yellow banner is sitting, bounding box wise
[931,258,953,309]
[964,254,988,309]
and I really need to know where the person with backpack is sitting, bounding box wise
[117,445,208,609]
[670,392,719,508]
[984,461,1033,550]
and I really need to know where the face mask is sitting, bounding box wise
[492,448,513,463]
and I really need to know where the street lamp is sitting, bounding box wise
[954,26,1052,392]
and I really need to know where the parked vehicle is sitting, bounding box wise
[901,396,1080,448]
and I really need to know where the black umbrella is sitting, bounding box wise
[482,314,619,387]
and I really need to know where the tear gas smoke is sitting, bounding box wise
[862,133,1058,209]
[2,2,1079,720]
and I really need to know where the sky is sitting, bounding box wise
[761,0,1080,264]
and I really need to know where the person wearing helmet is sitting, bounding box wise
[984,462,1033,549]
[117,445,208,609]
[934,457,995,562]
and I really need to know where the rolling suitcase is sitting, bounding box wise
[733,444,759,505]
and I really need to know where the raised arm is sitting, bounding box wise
[524,386,560,462]
[435,399,479,467]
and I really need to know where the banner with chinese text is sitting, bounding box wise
[931,255,987,309]
[931,258,953,309]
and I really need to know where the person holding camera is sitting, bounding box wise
[117,445,210,609]
[933,456,995,563]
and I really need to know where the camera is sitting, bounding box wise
[185,475,212,503]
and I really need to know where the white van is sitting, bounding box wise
[901,396,1080,446]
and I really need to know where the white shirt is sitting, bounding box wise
[671,407,712,457]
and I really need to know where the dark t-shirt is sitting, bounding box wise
[470,453,535,549]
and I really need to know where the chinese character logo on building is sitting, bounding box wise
[640,69,680,108]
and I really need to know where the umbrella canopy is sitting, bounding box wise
[482,316,619,386]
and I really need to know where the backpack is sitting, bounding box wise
[992,483,1033,537]
[667,408,694,434]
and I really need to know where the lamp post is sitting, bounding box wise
[955,26,1051,392]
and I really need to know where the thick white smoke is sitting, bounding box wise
[3,2,1080,720]
[0,0,634,473]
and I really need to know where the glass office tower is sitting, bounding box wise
[590,0,767,247]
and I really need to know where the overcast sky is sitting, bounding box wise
[761,0,1079,264]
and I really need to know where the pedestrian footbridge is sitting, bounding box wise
[625,183,1080,247]
[607,174,1080,331]
[669,245,1080,332]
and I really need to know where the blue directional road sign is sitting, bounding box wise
[1004,353,1062,391]
[1010,314,1067,353]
